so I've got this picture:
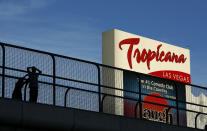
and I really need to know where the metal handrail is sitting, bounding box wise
[195,112,207,129]
[100,94,107,112]
[1,42,207,129]
[64,87,71,107]
[1,66,207,109]
[3,73,207,129]
[134,101,140,118]
[0,42,206,91]
[2,71,207,111]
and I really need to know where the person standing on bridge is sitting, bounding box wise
[27,66,42,103]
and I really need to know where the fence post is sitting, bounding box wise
[134,101,139,118]
[0,44,5,98]
[100,94,107,112]
[95,64,101,112]
[64,88,71,107]
[138,76,142,119]
[195,113,201,129]
[174,82,179,126]
[166,106,172,124]
[51,55,56,106]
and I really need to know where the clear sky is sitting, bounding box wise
[0,0,207,86]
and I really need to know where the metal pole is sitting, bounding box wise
[64,88,71,107]
[138,76,142,119]
[0,44,5,98]
[195,113,201,129]
[175,82,180,126]
[51,55,56,106]
[101,95,107,112]
[135,101,139,118]
[96,64,101,112]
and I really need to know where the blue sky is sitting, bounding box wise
[0,0,207,86]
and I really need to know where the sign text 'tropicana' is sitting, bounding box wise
[119,38,187,70]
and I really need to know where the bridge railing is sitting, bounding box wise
[0,42,207,130]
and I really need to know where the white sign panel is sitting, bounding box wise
[103,29,191,83]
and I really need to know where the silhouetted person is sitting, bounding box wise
[205,125,207,130]
[12,76,27,101]
[27,66,42,103]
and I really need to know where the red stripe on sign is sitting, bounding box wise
[148,70,191,84]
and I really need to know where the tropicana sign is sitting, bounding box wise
[102,29,190,83]
[119,38,187,70]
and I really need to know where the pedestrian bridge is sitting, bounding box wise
[0,42,206,130]
[0,98,200,131]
